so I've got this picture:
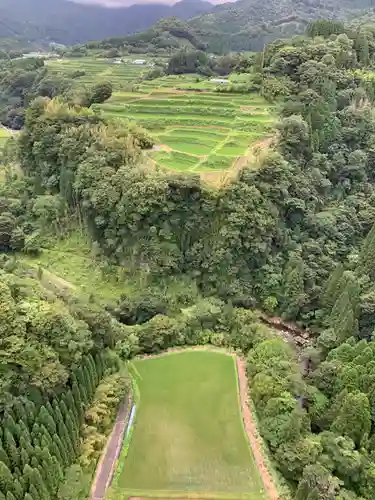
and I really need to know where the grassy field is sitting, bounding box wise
[110,351,265,499]
[20,231,133,303]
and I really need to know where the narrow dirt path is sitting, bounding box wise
[90,398,130,500]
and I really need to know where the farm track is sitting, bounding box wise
[90,398,131,500]
[91,347,280,500]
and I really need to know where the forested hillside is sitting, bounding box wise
[0,0,212,46]
[2,18,375,499]
[188,0,375,52]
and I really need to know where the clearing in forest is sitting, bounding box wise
[109,350,266,500]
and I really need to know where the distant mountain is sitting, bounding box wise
[0,0,213,45]
[188,0,375,52]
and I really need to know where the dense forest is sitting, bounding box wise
[82,0,375,54]
[2,0,375,53]
[6,13,375,500]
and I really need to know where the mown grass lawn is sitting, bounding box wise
[116,351,265,497]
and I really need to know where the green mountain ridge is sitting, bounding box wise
[0,0,213,46]
[188,0,375,52]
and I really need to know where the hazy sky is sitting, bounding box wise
[73,0,228,6]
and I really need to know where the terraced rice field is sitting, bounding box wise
[46,61,276,180]
[46,57,150,90]
[96,83,276,177]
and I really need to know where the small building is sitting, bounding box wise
[133,59,146,65]
[210,78,229,85]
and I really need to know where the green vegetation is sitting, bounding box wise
[46,58,149,91]
[96,82,275,173]
[5,12,375,500]
[113,351,263,497]
[0,127,11,155]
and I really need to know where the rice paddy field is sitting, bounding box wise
[97,84,276,176]
[109,350,265,500]
[46,58,277,180]
[46,57,153,90]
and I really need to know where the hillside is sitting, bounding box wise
[0,0,212,46]
[188,0,375,51]
[4,14,375,500]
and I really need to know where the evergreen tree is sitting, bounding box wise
[0,444,10,469]
[4,412,19,441]
[64,389,80,426]
[19,434,33,457]
[321,263,344,313]
[18,421,31,442]
[30,467,50,500]
[31,423,39,440]
[12,402,27,429]
[48,440,62,467]
[38,407,56,436]
[88,353,99,387]
[0,492,5,500]
[59,399,69,422]
[6,492,16,500]
[33,446,42,462]
[65,411,79,452]
[40,426,53,451]
[13,481,23,500]
[0,462,13,494]
[95,353,104,379]
[13,468,21,481]
[52,400,64,430]
[20,448,29,470]
[30,457,38,469]
[83,364,94,402]
[57,422,74,464]
[22,464,33,492]
[53,435,68,468]
[24,494,33,500]
[28,486,38,500]
[76,367,88,405]
[51,457,63,489]
[39,449,57,493]
[4,429,19,469]
[281,257,305,320]
[24,401,36,428]
[69,386,83,424]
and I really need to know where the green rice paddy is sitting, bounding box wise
[109,350,265,499]
[99,88,275,173]
[46,58,277,176]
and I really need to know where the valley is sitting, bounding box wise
[1,9,375,500]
